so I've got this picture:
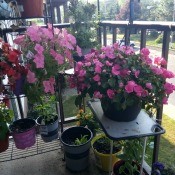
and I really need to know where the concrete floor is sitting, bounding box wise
[0,136,108,175]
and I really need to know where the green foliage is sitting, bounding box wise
[93,135,122,154]
[68,0,98,49]
[74,134,88,145]
[0,102,14,140]
[149,30,159,38]
[34,95,57,125]
[76,109,100,135]
[117,139,145,175]
[155,34,163,44]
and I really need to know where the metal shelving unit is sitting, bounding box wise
[87,99,165,175]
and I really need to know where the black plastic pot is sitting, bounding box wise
[60,126,93,172]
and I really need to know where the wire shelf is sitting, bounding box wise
[0,135,61,162]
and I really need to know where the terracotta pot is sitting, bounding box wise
[0,133,9,153]
[112,160,149,175]
[17,0,43,18]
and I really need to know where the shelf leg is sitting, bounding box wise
[109,139,114,175]
[140,137,147,175]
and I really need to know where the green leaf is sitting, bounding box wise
[108,78,116,88]
[75,95,83,107]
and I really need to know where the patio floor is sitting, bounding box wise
[0,135,108,175]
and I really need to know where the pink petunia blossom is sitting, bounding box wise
[146,83,153,89]
[33,54,44,68]
[162,97,168,104]
[94,91,103,99]
[154,57,167,66]
[164,82,175,94]
[78,70,86,77]
[55,53,64,65]
[93,74,100,82]
[95,65,102,73]
[134,85,144,97]
[125,81,137,93]
[27,70,37,83]
[34,44,44,54]
[106,61,113,66]
[112,64,120,75]
[161,68,175,79]
[107,89,115,99]
[134,70,140,78]
[43,77,55,94]
[151,66,163,75]
[76,46,82,56]
[141,48,150,56]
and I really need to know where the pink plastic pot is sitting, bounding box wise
[10,118,36,149]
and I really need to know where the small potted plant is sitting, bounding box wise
[35,95,59,142]
[0,101,14,153]
[112,139,148,175]
[60,126,93,172]
[76,109,100,136]
[91,133,122,172]
[69,45,175,122]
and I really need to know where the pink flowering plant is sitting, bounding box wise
[14,24,81,104]
[70,43,175,112]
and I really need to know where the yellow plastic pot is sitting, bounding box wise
[91,134,122,172]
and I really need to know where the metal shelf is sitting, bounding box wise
[87,99,165,140]
[0,135,61,162]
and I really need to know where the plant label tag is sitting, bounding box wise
[40,126,48,135]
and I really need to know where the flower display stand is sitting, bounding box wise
[87,99,165,175]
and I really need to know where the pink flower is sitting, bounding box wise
[112,64,120,75]
[95,65,102,73]
[27,70,37,83]
[34,44,44,54]
[125,81,137,93]
[134,70,140,78]
[151,66,163,75]
[141,48,150,56]
[76,46,82,56]
[162,97,168,104]
[13,35,25,45]
[94,91,103,98]
[85,62,91,67]
[146,83,153,89]
[154,57,167,66]
[55,53,64,64]
[93,74,100,82]
[161,68,175,78]
[33,54,44,68]
[164,82,175,94]
[106,61,113,66]
[75,62,83,72]
[107,89,115,99]
[134,85,144,97]
[43,77,55,94]
[78,70,86,77]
